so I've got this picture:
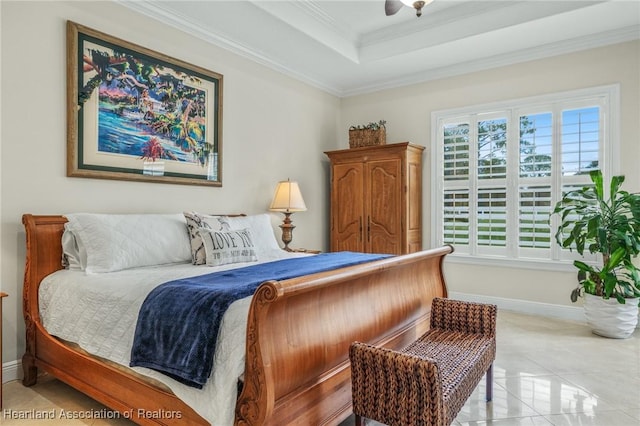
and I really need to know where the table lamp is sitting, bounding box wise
[269,178,307,251]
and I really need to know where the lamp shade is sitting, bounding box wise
[269,179,307,213]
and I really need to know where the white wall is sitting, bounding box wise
[1,1,340,368]
[2,0,639,377]
[341,40,640,308]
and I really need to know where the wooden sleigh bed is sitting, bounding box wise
[21,214,452,425]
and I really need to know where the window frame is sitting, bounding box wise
[431,84,620,270]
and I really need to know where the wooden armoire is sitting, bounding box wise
[325,142,425,255]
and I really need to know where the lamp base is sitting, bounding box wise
[279,212,296,251]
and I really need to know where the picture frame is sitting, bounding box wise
[66,21,223,186]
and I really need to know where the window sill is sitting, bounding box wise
[443,252,580,272]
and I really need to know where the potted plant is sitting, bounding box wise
[348,120,387,148]
[552,169,640,338]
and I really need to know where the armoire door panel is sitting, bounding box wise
[369,231,400,254]
[367,159,402,254]
[408,161,421,233]
[331,163,364,252]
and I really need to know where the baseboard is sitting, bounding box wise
[3,359,21,384]
[448,291,587,323]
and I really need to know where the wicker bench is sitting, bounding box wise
[349,297,497,426]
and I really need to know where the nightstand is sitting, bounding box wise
[286,248,321,254]
[0,292,6,409]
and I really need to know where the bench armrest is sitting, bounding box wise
[349,342,445,426]
[430,297,497,337]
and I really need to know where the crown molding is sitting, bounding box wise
[115,1,639,98]
[340,25,640,97]
[115,0,343,96]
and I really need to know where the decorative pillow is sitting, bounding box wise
[183,212,227,265]
[218,214,281,257]
[64,213,192,273]
[199,227,258,267]
[61,223,87,270]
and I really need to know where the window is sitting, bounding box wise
[433,86,618,266]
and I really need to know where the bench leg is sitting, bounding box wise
[355,414,366,426]
[486,363,494,402]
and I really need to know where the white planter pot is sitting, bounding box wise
[583,293,639,338]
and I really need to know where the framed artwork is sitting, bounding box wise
[66,21,223,186]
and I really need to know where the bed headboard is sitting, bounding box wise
[21,213,248,319]
[22,214,67,323]
[22,214,68,369]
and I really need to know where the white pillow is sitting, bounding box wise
[64,213,192,273]
[183,212,226,265]
[218,214,281,257]
[200,227,258,266]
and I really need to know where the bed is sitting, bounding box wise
[21,213,452,425]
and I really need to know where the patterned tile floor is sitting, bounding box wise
[3,310,639,425]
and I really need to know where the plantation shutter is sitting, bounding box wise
[434,86,614,265]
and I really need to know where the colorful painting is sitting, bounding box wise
[67,21,223,186]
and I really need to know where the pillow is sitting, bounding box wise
[61,223,87,270]
[199,227,258,266]
[183,212,227,265]
[64,213,192,273]
[218,214,281,257]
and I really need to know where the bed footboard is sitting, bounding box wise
[236,246,452,426]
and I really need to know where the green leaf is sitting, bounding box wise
[597,228,608,254]
[573,260,595,272]
[603,273,618,298]
[606,247,626,270]
[583,279,597,295]
[590,170,604,199]
[562,234,574,249]
[610,175,625,198]
[587,217,599,237]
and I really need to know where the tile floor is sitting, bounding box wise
[2,310,639,425]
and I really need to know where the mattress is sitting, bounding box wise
[38,250,309,426]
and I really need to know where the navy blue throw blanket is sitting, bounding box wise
[130,252,390,388]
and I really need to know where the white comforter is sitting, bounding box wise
[39,250,309,426]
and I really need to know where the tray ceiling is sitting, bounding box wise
[119,0,640,97]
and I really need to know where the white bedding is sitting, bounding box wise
[39,249,309,426]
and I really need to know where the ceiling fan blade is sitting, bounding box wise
[385,0,404,16]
